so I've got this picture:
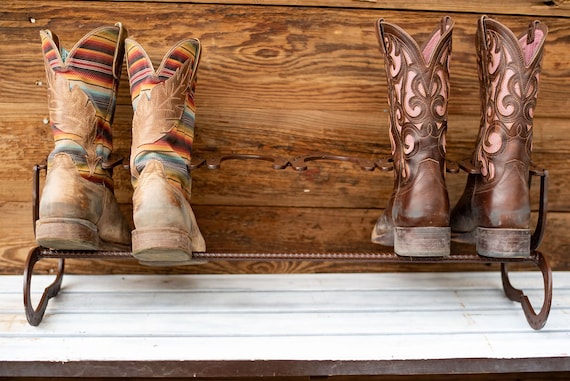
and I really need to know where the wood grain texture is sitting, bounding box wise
[1,1,569,274]
[2,376,569,381]
[41,0,570,17]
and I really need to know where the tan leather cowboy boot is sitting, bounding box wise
[126,37,206,264]
[35,24,131,250]
[371,17,454,256]
[451,16,548,258]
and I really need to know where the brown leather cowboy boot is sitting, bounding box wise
[371,17,454,256]
[450,16,548,258]
[35,24,131,250]
[126,37,206,265]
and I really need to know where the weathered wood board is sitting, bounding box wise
[1,271,569,377]
[1,0,569,274]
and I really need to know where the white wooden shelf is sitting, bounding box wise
[1,271,569,377]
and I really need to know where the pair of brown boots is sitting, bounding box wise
[35,23,205,265]
[371,16,548,258]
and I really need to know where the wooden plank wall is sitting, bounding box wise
[1,0,569,275]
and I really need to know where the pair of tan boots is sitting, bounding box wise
[36,23,204,265]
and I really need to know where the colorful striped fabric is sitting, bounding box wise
[41,24,125,190]
[126,38,201,197]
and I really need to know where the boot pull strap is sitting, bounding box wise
[112,22,127,80]
[376,18,389,54]
[479,15,490,49]
[440,16,453,34]
[527,20,540,44]
[188,40,202,91]
[50,31,60,52]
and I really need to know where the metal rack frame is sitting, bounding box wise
[24,154,553,329]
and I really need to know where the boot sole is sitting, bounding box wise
[394,227,450,257]
[477,227,531,258]
[132,227,204,265]
[36,217,101,250]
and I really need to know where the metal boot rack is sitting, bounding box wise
[24,153,553,329]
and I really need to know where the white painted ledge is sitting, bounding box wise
[1,272,569,376]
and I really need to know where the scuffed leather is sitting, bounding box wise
[39,153,132,247]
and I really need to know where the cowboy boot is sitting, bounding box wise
[126,37,206,264]
[371,17,454,257]
[35,24,131,250]
[450,16,548,258]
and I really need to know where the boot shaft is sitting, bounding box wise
[377,17,453,183]
[41,24,126,189]
[126,38,201,199]
[473,16,547,181]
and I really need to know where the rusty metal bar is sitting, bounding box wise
[32,248,544,263]
[530,168,548,250]
[30,247,545,264]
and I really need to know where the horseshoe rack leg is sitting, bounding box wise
[23,246,65,326]
[501,251,553,330]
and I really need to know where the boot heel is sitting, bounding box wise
[132,227,195,263]
[35,217,100,250]
[477,227,531,258]
[394,227,450,257]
